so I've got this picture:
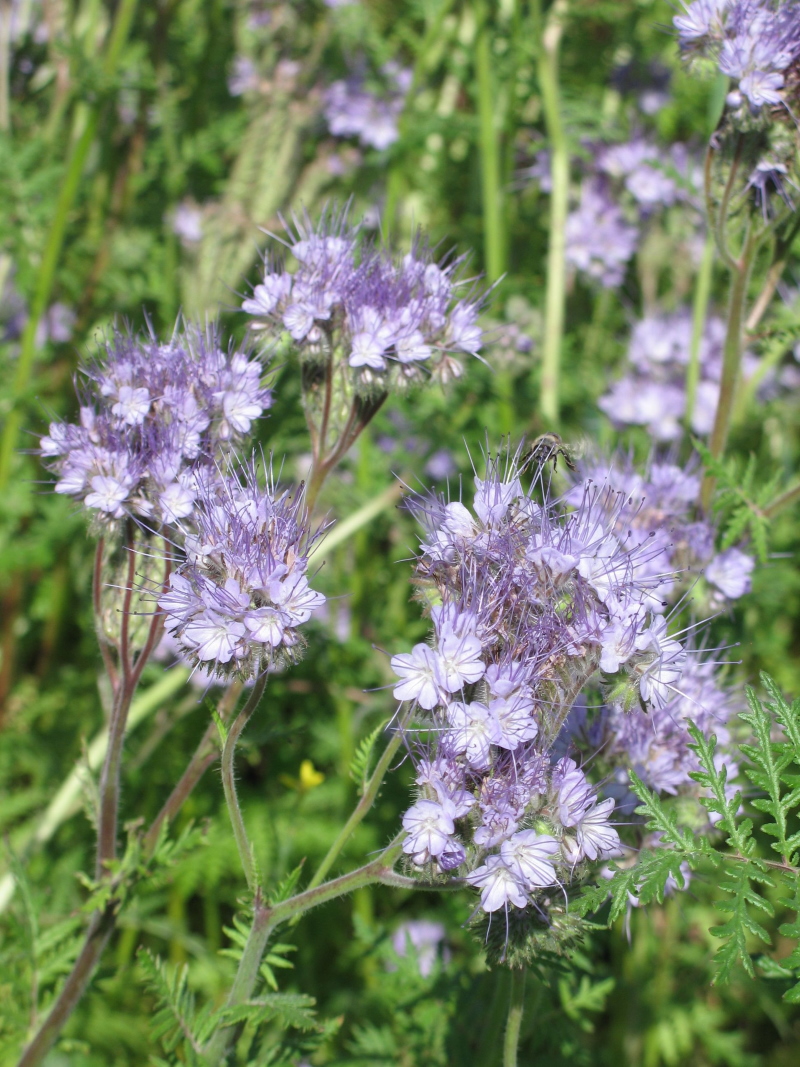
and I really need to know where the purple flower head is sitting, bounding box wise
[242,209,486,394]
[323,63,409,151]
[158,457,326,680]
[674,1,800,118]
[597,308,767,442]
[565,179,639,288]
[390,444,692,913]
[40,324,272,530]
[608,651,737,820]
[705,546,755,598]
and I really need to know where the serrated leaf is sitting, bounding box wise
[348,721,387,789]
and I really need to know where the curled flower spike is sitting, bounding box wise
[159,457,327,680]
[243,208,484,387]
[242,207,487,504]
[389,445,702,918]
[40,323,272,530]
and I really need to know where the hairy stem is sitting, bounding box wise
[685,235,715,431]
[304,710,410,894]
[700,227,756,511]
[95,533,138,877]
[204,841,406,1065]
[143,682,243,856]
[220,673,268,892]
[503,968,527,1067]
[536,0,569,427]
[92,538,118,694]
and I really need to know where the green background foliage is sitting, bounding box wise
[1,0,800,1063]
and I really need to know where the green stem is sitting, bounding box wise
[0,0,10,131]
[763,478,800,520]
[204,841,406,1065]
[0,0,140,488]
[475,3,505,283]
[15,906,117,1067]
[685,235,715,431]
[304,711,409,893]
[700,226,756,511]
[503,969,527,1067]
[536,0,569,427]
[219,673,268,893]
[142,681,243,857]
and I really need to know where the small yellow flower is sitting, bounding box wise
[299,759,325,791]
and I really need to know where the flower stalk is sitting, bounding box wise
[475,1,506,284]
[204,839,408,1065]
[219,674,268,892]
[536,0,569,426]
[303,708,411,894]
[700,225,756,511]
[503,968,527,1067]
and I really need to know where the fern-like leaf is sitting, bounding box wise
[138,948,209,1057]
[215,991,319,1032]
[348,721,387,791]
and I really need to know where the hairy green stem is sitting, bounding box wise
[686,235,715,431]
[304,710,410,894]
[220,674,268,892]
[475,2,505,283]
[536,0,569,427]
[763,478,800,520]
[204,841,406,1065]
[503,969,527,1067]
[0,0,140,488]
[143,682,243,857]
[700,227,756,511]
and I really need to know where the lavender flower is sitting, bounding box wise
[598,308,747,441]
[705,546,755,598]
[323,64,410,151]
[607,653,739,815]
[674,1,800,117]
[565,180,639,288]
[568,454,755,607]
[390,920,448,977]
[159,459,326,679]
[388,447,707,917]
[40,324,272,528]
[242,210,484,393]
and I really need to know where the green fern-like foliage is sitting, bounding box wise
[586,674,800,998]
[695,441,781,562]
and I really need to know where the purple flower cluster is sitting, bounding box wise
[531,132,704,290]
[565,180,639,288]
[389,448,704,916]
[607,653,738,801]
[599,308,745,441]
[568,456,755,606]
[242,212,483,392]
[40,326,272,528]
[674,0,800,115]
[323,63,411,151]
[159,461,326,679]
